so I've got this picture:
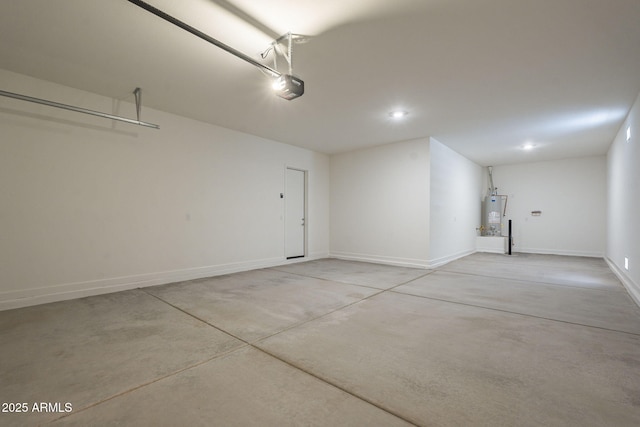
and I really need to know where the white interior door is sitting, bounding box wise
[285,168,305,259]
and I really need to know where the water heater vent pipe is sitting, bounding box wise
[488,166,497,196]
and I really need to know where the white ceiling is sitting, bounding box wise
[1,0,639,165]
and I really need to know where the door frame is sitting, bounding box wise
[284,166,307,259]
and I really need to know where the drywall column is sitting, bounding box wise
[428,138,482,266]
[607,91,640,305]
[330,139,430,267]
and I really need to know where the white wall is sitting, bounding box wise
[330,139,430,267]
[607,91,640,305]
[0,69,330,310]
[429,138,482,266]
[491,156,606,257]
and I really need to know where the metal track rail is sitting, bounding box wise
[126,0,281,78]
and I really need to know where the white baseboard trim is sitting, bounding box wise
[329,251,430,269]
[515,247,604,258]
[606,257,640,308]
[0,254,327,312]
[428,249,476,268]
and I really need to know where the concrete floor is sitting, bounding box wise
[1,253,640,426]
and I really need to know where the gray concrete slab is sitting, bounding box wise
[466,252,611,270]
[50,346,412,426]
[145,268,380,342]
[272,258,431,289]
[0,290,242,427]
[3,254,640,426]
[258,292,640,426]
[441,253,623,290]
[394,270,640,334]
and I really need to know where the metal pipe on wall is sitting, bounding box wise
[0,89,160,129]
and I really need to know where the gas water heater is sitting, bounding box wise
[483,194,503,236]
[482,166,505,236]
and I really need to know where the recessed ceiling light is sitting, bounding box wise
[389,110,408,119]
[523,143,535,150]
